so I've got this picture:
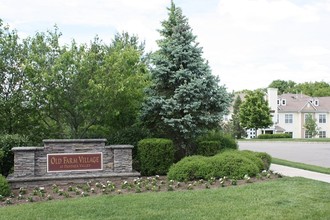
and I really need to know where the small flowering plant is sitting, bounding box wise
[19,187,27,195]
[208,177,216,185]
[27,196,34,202]
[17,194,25,200]
[81,192,89,197]
[5,198,12,204]
[244,174,252,183]
[187,184,193,190]
[39,187,46,193]
[167,184,174,191]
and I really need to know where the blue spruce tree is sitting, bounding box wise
[141,1,232,156]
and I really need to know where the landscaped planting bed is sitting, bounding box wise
[0,170,279,207]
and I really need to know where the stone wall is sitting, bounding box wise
[7,139,139,188]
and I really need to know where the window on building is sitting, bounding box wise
[277,99,280,106]
[305,130,312,139]
[285,114,293,123]
[319,114,326,123]
[281,99,286,106]
[314,99,319,106]
[319,131,326,138]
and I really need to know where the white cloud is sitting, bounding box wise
[1,0,329,91]
[187,0,330,90]
[217,0,320,28]
[288,46,330,57]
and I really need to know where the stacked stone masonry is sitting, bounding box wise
[7,139,139,188]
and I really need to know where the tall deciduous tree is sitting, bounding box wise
[239,90,272,137]
[24,29,149,139]
[231,95,246,139]
[0,19,33,136]
[268,80,330,97]
[268,79,296,94]
[141,2,232,154]
[291,81,330,97]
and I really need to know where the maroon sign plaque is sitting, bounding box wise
[47,153,103,172]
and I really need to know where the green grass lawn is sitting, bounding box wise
[272,157,330,174]
[1,177,329,220]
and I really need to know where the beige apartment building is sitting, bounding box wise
[227,88,330,139]
[267,88,330,138]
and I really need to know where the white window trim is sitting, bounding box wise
[285,114,293,124]
[319,114,326,124]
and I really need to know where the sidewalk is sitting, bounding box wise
[270,164,330,183]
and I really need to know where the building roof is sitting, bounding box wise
[278,93,330,113]
[275,125,285,132]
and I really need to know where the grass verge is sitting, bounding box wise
[272,158,330,174]
[0,177,329,220]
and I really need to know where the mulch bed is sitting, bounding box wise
[1,171,282,207]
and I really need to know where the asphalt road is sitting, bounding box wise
[238,141,330,168]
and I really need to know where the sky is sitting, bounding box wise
[1,0,330,92]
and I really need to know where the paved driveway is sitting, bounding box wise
[238,141,330,168]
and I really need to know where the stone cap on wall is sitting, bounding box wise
[105,145,134,149]
[43,139,107,144]
[11,147,44,151]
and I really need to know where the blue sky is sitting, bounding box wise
[1,0,329,91]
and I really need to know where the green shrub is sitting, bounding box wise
[167,150,261,181]
[196,131,238,156]
[258,133,292,139]
[167,156,212,181]
[209,151,260,179]
[108,126,151,148]
[138,138,175,176]
[0,175,11,197]
[238,150,265,172]
[196,141,220,156]
[254,152,272,170]
[0,150,4,164]
[108,126,151,171]
[0,134,30,176]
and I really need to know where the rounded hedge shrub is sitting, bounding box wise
[209,151,259,179]
[254,152,272,170]
[238,150,265,172]
[0,175,11,197]
[196,131,238,156]
[167,156,212,181]
[138,138,175,176]
[258,133,292,139]
[167,150,263,181]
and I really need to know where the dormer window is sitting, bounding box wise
[281,99,286,106]
[277,99,280,106]
[314,99,319,106]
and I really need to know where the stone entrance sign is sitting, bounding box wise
[7,139,140,188]
[47,152,103,172]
